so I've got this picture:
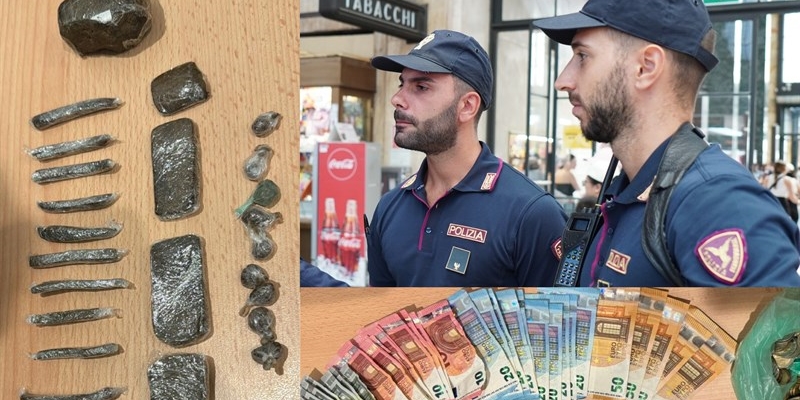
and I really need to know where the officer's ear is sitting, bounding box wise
[457,91,481,123]
[634,44,666,90]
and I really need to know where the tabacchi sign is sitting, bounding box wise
[319,0,427,42]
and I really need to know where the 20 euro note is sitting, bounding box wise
[586,288,640,400]
[523,296,551,399]
[353,332,434,399]
[449,289,523,400]
[376,312,453,399]
[495,288,539,392]
[654,306,736,400]
[547,300,564,400]
[469,288,527,390]
[625,288,669,400]
[416,299,487,400]
[330,341,411,400]
[544,293,576,400]
[637,295,690,400]
[539,288,601,400]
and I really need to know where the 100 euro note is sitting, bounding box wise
[449,289,523,400]
[625,288,669,400]
[587,288,640,400]
[330,341,411,400]
[523,295,551,400]
[495,288,539,394]
[416,299,487,400]
[376,312,454,399]
[637,295,690,400]
[654,306,736,400]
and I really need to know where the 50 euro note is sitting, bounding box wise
[654,306,736,400]
[329,341,411,400]
[375,312,454,399]
[416,299,487,400]
[637,295,690,400]
[353,332,434,399]
[495,288,539,393]
[449,289,523,400]
[587,288,640,400]
[625,288,669,400]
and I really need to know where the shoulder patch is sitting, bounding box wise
[481,173,497,191]
[552,238,562,260]
[400,174,417,189]
[695,229,748,284]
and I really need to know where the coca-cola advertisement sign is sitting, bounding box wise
[315,143,368,286]
[326,147,358,181]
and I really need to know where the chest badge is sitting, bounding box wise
[605,249,631,275]
[445,246,471,275]
[695,228,747,284]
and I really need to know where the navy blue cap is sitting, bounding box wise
[371,30,493,109]
[534,0,718,72]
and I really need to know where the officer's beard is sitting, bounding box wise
[580,64,633,144]
[394,99,458,156]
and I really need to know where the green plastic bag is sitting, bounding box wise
[732,288,800,400]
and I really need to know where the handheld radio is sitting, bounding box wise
[553,157,618,287]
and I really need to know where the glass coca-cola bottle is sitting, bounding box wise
[338,199,363,275]
[319,197,341,264]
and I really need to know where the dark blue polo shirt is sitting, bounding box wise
[579,137,800,287]
[367,142,567,287]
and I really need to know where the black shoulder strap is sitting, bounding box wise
[642,123,709,286]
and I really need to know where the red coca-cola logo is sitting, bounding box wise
[326,148,358,181]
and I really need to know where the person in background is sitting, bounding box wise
[300,258,349,287]
[554,153,581,197]
[535,0,800,286]
[576,164,604,211]
[366,30,567,287]
[763,161,800,223]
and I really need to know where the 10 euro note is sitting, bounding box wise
[449,289,523,400]
[353,333,434,399]
[330,341,411,400]
[376,312,454,399]
[416,299,487,400]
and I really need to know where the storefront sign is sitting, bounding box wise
[319,0,427,41]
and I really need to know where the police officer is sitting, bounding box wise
[535,0,800,286]
[366,30,567,287]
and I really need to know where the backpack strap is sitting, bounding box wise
[642,123,709,286]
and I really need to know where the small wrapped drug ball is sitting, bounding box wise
[252,340,283,370]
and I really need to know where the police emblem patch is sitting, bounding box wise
[695,229,747,284]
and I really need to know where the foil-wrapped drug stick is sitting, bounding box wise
[30,343,122,360]
[29,248,127,269]
[31,97,123,130]
[37,221,123,243]
[27,134,115,161]
[19,387,126,400]
[32,159,116,184]
[31,278,133,295]
[37,193,119,213]
[27,307,120,327]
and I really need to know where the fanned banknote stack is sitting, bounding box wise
[301,288,737,400]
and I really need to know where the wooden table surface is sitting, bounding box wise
[0,1,299,398]
[300,287,786,400]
